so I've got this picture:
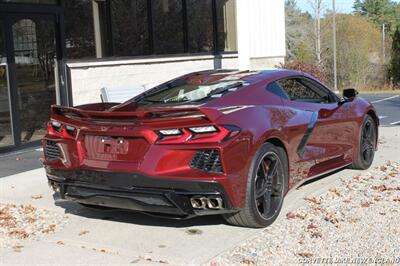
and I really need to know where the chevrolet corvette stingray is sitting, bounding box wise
[42,69,378,228]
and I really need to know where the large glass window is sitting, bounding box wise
[216,0,237,52]
[187,0,214,53]
[0,18,14,147]
[0,0,57,4]
[61,0,96,59]
[152,0,184,54]
[110,0,150,56]
[3,0,237,60]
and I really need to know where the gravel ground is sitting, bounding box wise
[0,203,67,252]
[211,161,400,265]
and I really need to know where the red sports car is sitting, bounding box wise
[43,70,378,228]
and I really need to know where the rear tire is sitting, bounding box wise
[223,143,288,228]
[351,115,377,170]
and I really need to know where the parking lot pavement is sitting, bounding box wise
[359,92,400,126]
[0,148,43,178]
[0,127,399,265]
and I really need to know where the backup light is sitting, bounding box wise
[159,129,182,136]
[50,120,62,132]
[189,126,217,133]
[51,121,61,128]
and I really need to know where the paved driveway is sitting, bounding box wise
[0,127,399,264]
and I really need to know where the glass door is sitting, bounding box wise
[0,18,14,147]
[11,14,58,144]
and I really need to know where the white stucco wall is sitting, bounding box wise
[68,54,238,106]
[236,0,286,70]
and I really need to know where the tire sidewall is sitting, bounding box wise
[247,143,288,227]
[357,115,376,169]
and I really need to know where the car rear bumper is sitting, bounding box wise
[45,167,236,218]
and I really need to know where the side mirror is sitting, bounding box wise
[343,88,359,99]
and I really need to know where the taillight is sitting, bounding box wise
[47,120,78,139]
[155,125,240,144]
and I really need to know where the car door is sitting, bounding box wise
[276,77,355,177]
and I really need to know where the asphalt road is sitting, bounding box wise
[0,93,398,178]
[360,92,400,126]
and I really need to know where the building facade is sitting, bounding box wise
[0,0,285,151]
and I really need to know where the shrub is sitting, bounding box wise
[277,60,329,85]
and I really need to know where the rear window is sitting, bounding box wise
[137,75,250,104]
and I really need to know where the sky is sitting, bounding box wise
[297,0,400,14]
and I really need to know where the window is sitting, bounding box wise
[216,0,237,52]
[0,18,6,64]
[138,74,246,104]
[110,0,150,56]
[61,0,96,59]
[278,78,333,103]
[0,0,57,3]
[266,82,289,100]
[152,0,184,54]
[187,0,213,53]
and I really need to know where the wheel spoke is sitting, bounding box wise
[260,160,269,177]
[267,159,278,179]
[272,182,283,196]
[262,194,271,214]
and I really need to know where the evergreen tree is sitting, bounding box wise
[390,27,400,86]
[353,0,398,33]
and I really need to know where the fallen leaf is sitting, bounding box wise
[312,230,322,238]
[78,230,89,236]
[286,211,296,220]
[42,224,56,234]
[8,229,29,239]
[361,202,371,208]
[304,196,321,205]
[185,229,202,235]
[31,194,43,200]
[307,223,318,230]
[298,252,313,258]
[56,241,65,245]
[12,245,24,252]
[329,188,341,197]
[240,259,256,265]
[343,198,352,203]
[371,184,387,192]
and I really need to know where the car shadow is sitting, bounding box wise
[297,167,346,188]
[52,193,229,228]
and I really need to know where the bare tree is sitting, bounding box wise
[308,0,324,65]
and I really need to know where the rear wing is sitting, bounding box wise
[50,105,223,123]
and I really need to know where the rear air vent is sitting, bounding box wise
[45,140,61,161]
[190,149,223,174]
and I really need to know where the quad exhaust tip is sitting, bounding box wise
[190,196,224,210]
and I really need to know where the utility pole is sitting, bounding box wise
[382,24,386,61]
[332,0,338,92]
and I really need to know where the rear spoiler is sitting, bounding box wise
[50,105,223,122]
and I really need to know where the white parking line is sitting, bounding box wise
[372,95,400,103]
[390,121,400,126]
[379,116,388,119]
